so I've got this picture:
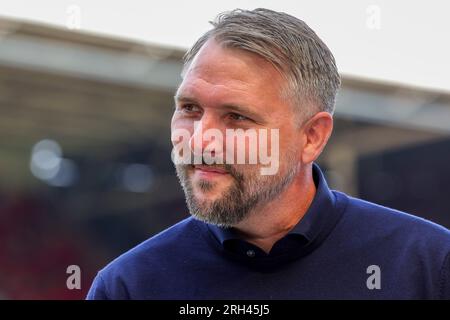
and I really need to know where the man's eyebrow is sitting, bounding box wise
[174,94,197,103]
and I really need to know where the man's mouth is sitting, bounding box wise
[193,165,229,178]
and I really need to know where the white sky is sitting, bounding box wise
[1,0,449,92]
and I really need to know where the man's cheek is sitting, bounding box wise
[171,128,192,165]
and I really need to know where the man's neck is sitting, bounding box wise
[234,165,316,254]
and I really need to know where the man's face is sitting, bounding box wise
[171,39,304,227]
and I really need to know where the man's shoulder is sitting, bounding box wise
[99,216,201,276]
[331,191,450,299]
[88,217,205,299]
[335,191,450,247]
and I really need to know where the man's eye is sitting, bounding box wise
[179,104,200,113]
[228,113,249,121]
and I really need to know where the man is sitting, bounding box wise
[87,8,450,299]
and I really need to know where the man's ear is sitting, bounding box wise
[300,112,333,164]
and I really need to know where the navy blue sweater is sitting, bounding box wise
[87,164,450,299]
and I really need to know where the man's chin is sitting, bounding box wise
[192,188,222,203]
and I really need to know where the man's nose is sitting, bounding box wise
[189,116,224,158]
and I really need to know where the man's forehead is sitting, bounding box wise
[176,76,255,100]
[177,65,284,109]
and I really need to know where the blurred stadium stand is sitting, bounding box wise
[0,16,449,299]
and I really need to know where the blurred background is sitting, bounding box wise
[0,1,449,299]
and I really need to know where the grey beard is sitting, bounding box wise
[175,163,298,227]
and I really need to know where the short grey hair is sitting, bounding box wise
[182,8,341,121]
